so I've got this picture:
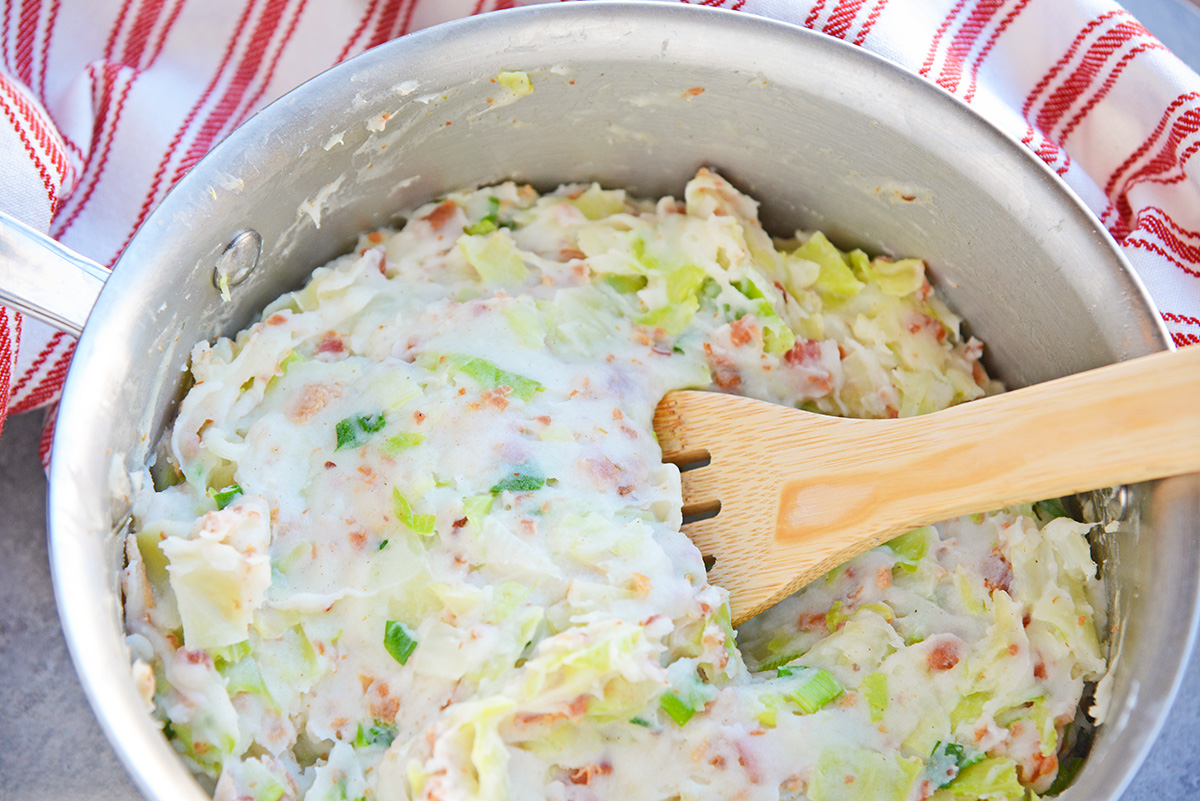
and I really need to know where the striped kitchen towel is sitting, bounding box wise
[0,0,1197,458]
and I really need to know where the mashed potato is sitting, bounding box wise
[122,170,1106,801]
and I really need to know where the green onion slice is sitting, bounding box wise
[384,620,418,665]
[336,412,386,450]
[211,483,244,510]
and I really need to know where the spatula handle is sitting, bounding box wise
[775,345,1200,546]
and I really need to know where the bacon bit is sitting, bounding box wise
[568,762,613,785]
[520,519,537,537]
[630,573,652,596]
[182,649,212,666]
[422,199,459,230]
[729,316,758,347]
[710,755,726,769]
[1023,611,1033,627]
[535,415,551,425]
[612,408,624,421]
[876,566,892,589]
[981,549,1013,593]
[1008,643,1020,656]
[559,247,587,261]
[782,775,803,792]
[972,361,989,387]
[481,386,512,410]
[566,695,589,722]
[798,611,826,631]
[452,517,468,529]
[413,410,426,424]
[683,86,705,98]
[367,232,385,245]
[845,775,856,784]
[900,193,916,202]
[267,313,288,325]
[369,682,400,722]
[1020,752,1059,785]
[316,332,346,354]
[784,338,823,365]
[618,484,634,496]
[515,710,567,726]
[581,455,622,489]
[325,460,336,469]
[908,313,948,344]
[348,529,367,548]
[288,383,342,422]
[444,121,452,127]
[704,342,742,391]
[358,463,375,478]
[734,739,763,783]
[927,638,962,671]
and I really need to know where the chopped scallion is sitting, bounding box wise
[777,665,844,714]
[659,692,696,726]
[211,483,243,510]
[384,620,418,665]
[926,741,985,790]
[354,721,398,748]
[490,473,547,494]
[336,412,386,450]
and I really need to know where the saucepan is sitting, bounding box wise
[0,3,1195,800]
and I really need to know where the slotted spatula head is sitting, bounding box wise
[654,347,1200,625]
[653,390,906,624]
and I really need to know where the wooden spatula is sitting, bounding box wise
[653,345,1200,625]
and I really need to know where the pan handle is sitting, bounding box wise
[0,211,108,338]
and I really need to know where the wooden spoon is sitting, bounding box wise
[653,346,1200,625]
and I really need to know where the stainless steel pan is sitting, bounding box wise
[1,4,1195,800]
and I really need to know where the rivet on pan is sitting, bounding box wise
[213,229,262,299]
[1083,485,1132,524]
[1101,485,1133,523]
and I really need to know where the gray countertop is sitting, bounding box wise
[2,2,1199,798]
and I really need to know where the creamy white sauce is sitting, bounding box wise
[124,170,1106,801]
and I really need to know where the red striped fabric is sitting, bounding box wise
[0,0,1196,456]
